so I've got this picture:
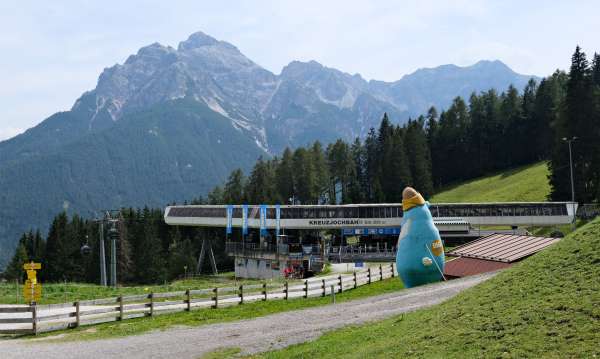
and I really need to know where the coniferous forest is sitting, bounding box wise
[4,47,600,284]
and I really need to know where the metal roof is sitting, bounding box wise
[447,233,560,263]
[444,257,512,277]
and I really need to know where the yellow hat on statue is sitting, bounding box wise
[402,187,425,211]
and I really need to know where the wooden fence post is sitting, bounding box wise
[391,263,395,277]
[118,296,124,321]
[368,267,372,284]
[149,293,154,316]
[321,279,326,297]
[284,282,289,300]
[338,275,343,293]
[31,305,37,335]
[331,285,336,304]
[212,287,219,308]
[379,264,383,281]
[353,271,357,289]
[75,301,80,328]
[186,289,191,311]
[239,285,244,304]
[304,280,309,298]
[262,282,267,301]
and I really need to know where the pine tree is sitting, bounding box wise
[364,128,379,201]
[349,137,366,203]
[327,140,356,204]
[405,118,434,198]
[310,142,330,202]
[207,186,224,205]
[31,230,45,264]
[245,157,277,203]
[590,53,600,200]
[117,217,134,283]
[533,72,567,160]
[5,236,29,281]
[292,148,317,203]
[384,126,411,202]
[500,85,523,167]
[435,97,470,185]
[223,169,246,204]
[167,228,196,280]
[134,211,166,283]
[44,212,68,282]
[275,148,295,204]
[549,46,595,202]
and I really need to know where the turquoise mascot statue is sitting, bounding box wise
[395,187,445,288]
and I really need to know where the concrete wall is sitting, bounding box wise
[235,257,284,279]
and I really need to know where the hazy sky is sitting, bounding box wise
[0,1,598,141]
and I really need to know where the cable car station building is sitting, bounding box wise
[164,202,577,279]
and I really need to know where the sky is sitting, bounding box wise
[0,1,598,141]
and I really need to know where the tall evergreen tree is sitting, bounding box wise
[5,237,29,281]
[405,117,434,198]
[364,127,381,201]
[275,148,295,204]
[549,46,595,202]
[349,137,366,203]
[134,209,166,283]
[292,148,317,203]
[44,212,68,282]
[310,142,330,202]
[245,156,277,203]
[327,140,356,204]
[223,169,246,204]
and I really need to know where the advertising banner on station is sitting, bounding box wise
[276,204,281,237]
[259,204,267,236]
[242,204,248,236]
[226,205,233,235]
[342,227,401,236]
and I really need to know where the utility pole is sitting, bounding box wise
[563,137,577,203]
[95,210,120,287]
[99,221,107,286]
[563,137,578,231]
[109,223,118,288]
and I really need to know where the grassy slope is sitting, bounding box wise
[36,276,403,341]
[256,218,600,358]
[431,162,550,203]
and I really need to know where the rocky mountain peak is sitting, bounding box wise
[177,31,222,51]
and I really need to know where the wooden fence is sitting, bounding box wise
[0,263,396,335]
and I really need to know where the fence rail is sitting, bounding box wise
[0,263,397,336]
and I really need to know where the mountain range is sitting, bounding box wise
[0,31,537,267]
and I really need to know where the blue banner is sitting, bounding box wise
[342,227,401,236]
[259,204,267,236]
[242,204,249,236]
[226,205,233,235]
[276,204,281,237]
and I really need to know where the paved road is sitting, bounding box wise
[0,272,496,358]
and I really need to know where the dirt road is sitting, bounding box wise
[0,272,496,358]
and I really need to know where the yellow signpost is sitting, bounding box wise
[22,262,42,304]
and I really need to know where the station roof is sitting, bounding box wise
[444,257,512,278]
[447,233,560,263]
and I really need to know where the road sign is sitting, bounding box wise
[23,283,42,301]
[22,262,42,303]
[23,262,41,270]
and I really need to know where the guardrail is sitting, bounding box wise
[0,263,397,336]
[225,242,321,258]
[328,245,397,262]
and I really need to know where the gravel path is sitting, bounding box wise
[0,272,496,358]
